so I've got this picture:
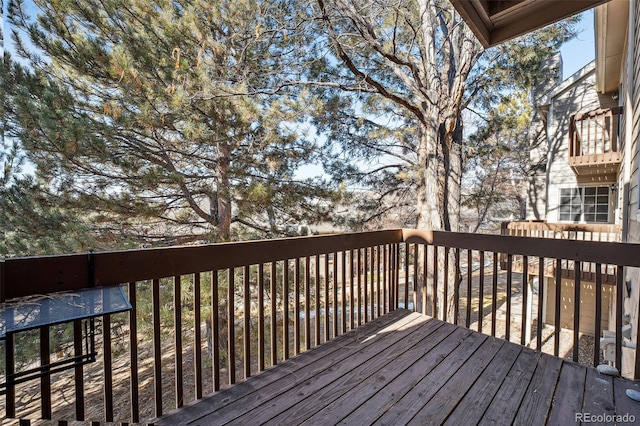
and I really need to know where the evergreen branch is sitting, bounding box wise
[316,0,425,126]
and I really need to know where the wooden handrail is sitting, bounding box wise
[1,230,403,300]
[402,228,635,266]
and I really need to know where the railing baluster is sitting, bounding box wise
[269,263,277,367]
[442,247,451,322]
[74,319,85,420]
[395,244,400,310]
[405,243,410,310]
[258,264,265,372]
[294,259,300,356]
[315,255,321,346]
[554,259,562,357]
[175,275,183,408]
[324,254,330,341]
[350,250,355,330]
[5,331,15,418]
[615,265,623,373]
[362,247,373,324]
[212,271,221,390]
[243,265,251,378]
[537,257,544,351]
[383,245,388,314]
[413,244,418,313]
[103,313,114,420]
[333,252,338,337]
[478,251,485,333]
[506,254,513,341]
[128,282,139,422]
[341,251,347,334]
[151,278,162,417]
[573,262,581,362]
[454,248,460,325]
[433,246,438,319]
[305,256,311,350]
[358,249,363,326]
[194,273,203,399]
[283,261,289,360]
[521,256,529,347]
[375,246,381,318]
[466,250,472,328]
[228,268,236,384]
[491,252,498,337]
[594,263,602,367]
[423,245,428,316]
[388,244,392,313]
[40,325,51,420]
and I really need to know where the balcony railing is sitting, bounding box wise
[1,228,639,423]
[501,221,620,284]
[568,106,623,175]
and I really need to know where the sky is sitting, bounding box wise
[559,10,596,80]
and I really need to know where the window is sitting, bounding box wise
[559,187,610,223]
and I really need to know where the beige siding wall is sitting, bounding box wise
[544,278,612,335]
[622,0,639,379]
[526,114,548,219]
[545,70,619,223]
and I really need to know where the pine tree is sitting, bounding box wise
[5,0,336,245]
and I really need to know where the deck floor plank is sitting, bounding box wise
[199,313,433,425]
[155,309,639,426]
[547,362,587,425]
[410,336,508,425]
[442,339,522,426]
[372,332,488,425]
[163,309,414,425]
[510,352,563,426]
[612,376,640,420]
[258,319,449,426]
[302,322,462,425]
[335,325,473,426]
[474,347,541,426]
[581,366,615,422]
[232,314,440,425]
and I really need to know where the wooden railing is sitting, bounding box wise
[501,221,620,241]
[569,106,623,175]
[501,221,620,284]
[1,231,404,423]
[1,228,640,423]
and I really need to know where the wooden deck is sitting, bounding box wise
[157,309,640,426]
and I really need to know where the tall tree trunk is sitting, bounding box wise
[416,121,442,231]
[416,113,464,320]
[216,144,232,241]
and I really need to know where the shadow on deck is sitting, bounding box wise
[157,309,640,425]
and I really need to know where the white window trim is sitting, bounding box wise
[558,185,612,224]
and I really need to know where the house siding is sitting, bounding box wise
[544,70,618,223]
[622,0,640,379]
[544,278,612,335]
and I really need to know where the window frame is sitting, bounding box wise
[558,186,611,223]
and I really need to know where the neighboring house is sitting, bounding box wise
[531,60,620,225]
[518,58,621,367]
[452,0,639,378]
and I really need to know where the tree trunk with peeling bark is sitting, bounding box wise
[315,0,482,321]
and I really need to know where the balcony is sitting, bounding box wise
[568,107,623,176]
[1,229,639,424]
